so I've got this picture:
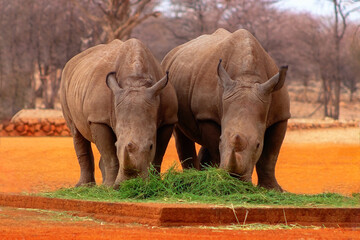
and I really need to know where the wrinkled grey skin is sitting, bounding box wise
[60,39,178,188]
[162,29,290,191]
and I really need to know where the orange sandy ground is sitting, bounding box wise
[1,136,360,239]
[1,137,359,194]
[1,207,359,240]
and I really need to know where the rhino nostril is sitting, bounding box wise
[149,144,153,150]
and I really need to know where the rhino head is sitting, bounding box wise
[217,59,287,181]
[106,72,168,183]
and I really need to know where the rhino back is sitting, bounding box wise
[61,39,178,141]
[113,39,178,127]
[162,28,289,129]
[60,40,123,140]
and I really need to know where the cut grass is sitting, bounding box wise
[39,167,360,207]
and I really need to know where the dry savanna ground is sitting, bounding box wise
[0,123,360,239]
[1,127,359,194]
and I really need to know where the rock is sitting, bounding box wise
[4,123,15,132]
[60,130,70,136]
[34,123,42,132]
[54,118,66,126]
[42,123,51,133]
[15,124,25,132]
[34,131,46,137]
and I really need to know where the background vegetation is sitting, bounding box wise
[0,0,359,121]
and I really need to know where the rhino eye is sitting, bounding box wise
[256,143,260,149]
[150,144,153,150]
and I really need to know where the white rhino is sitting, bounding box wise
[60,39,178,188]
[162,28,290,191]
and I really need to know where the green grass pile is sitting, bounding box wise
[40,167,360,207]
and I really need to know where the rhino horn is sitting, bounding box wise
[127,142,137,153]
[259,66,288,94]
[123,146,136,170]
[217,59,236,91]
[228,149,239,171]
[106,72,124,95]
[234,134,247,152]
[147,71,168,97]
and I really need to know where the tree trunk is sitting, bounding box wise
[25,73,36,109]
[349,91,353,102]
[333,20,341,120]
[38,63,51,108]
[321,77,330,118]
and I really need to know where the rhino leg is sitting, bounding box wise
[99,157,106,184]
[198,121,221,168]
[198,147,211,169]
[256,120,288,192]
[198,147,214,169]
[153,124,175,173]
[72,128,95,187]
[90,123,119,187]
[174,126,199,169]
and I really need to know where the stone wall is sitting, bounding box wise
[286,119,360,131]
[0,118,70,137]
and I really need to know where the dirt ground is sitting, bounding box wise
[1,128,360,239]
[1,128,359,194]
[1,207,359,240]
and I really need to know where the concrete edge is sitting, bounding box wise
[0,193,359,227]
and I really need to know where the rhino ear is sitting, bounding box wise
[147,71,168,97]
[217,59,235,91]
[106,72,123,95]
[259,66,288,95]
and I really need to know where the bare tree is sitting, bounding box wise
[164,0,230,42]
[342,27,360,102]
[285,3,360,119]
[0,0,88,118]
[0,0,160,120]
[34,0,86,109]
[287,14,336,116]
[71,0,160,45]
[0,0,37,119]
[329,0,360,119]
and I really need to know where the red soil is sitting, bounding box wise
[1,206,359,240]
[0,135,360,239]
[1,137,359,194]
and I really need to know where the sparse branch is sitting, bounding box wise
[113,11,160,39]
[70,0,103,23]
[337,2,347,39]
[116,0,130,20]
[92,0,108,15]
[344,5,360,17]
[133,0,151,15]
[71,0,159,42]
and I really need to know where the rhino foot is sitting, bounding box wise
[75,180,96,187]
[257,182,284,192]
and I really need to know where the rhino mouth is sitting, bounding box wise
[228,172,252,182]
[123,168,141,178]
